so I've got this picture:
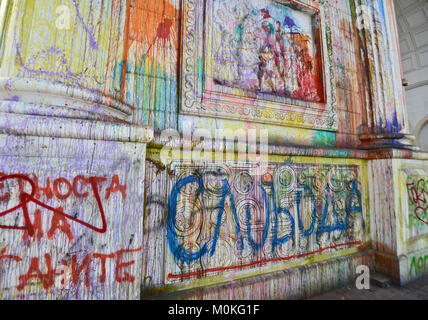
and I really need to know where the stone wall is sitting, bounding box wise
[0,0,427,300]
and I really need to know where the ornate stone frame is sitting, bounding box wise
[180,0,337,131]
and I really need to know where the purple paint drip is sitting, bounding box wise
[5,96,19,102]
[15,44,89,88]
[72,0,98,50]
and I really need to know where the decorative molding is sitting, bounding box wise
[414,115,428,149]
[406,79,428,91]
[0,111,153,143]
[0,78,133,118]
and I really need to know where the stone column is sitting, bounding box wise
[359,0,428,285]
[0,0,152,299]
[357,0,417,150]
[369,153,428,285]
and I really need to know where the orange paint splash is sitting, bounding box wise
[121,0,178,99]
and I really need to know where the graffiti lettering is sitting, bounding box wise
[409,254,428,277]
[0,173,128,240]
[167,166,365,279]
[15,248,142,291]
[406,177,428,226]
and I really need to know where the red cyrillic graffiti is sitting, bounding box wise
[93,253,115,283]
[406,178,428,226]
[15,248,142,291]
[47,207,74,242]
[0,246,22,264]
[0,173,128,240]
[105,174,127,200]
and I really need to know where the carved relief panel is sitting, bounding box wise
[180,0,336,130]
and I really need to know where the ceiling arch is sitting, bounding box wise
[394,0,428,87]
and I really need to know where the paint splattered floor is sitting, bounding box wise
[310,275,428,300]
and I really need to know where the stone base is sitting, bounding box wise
[143,251,375,300]
[359,133,420,151]
[373,252,402,285]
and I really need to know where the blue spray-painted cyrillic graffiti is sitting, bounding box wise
[167,175,208,264]
[167,174,364,264]
[245,184,270,251]
[296,184,317,237]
